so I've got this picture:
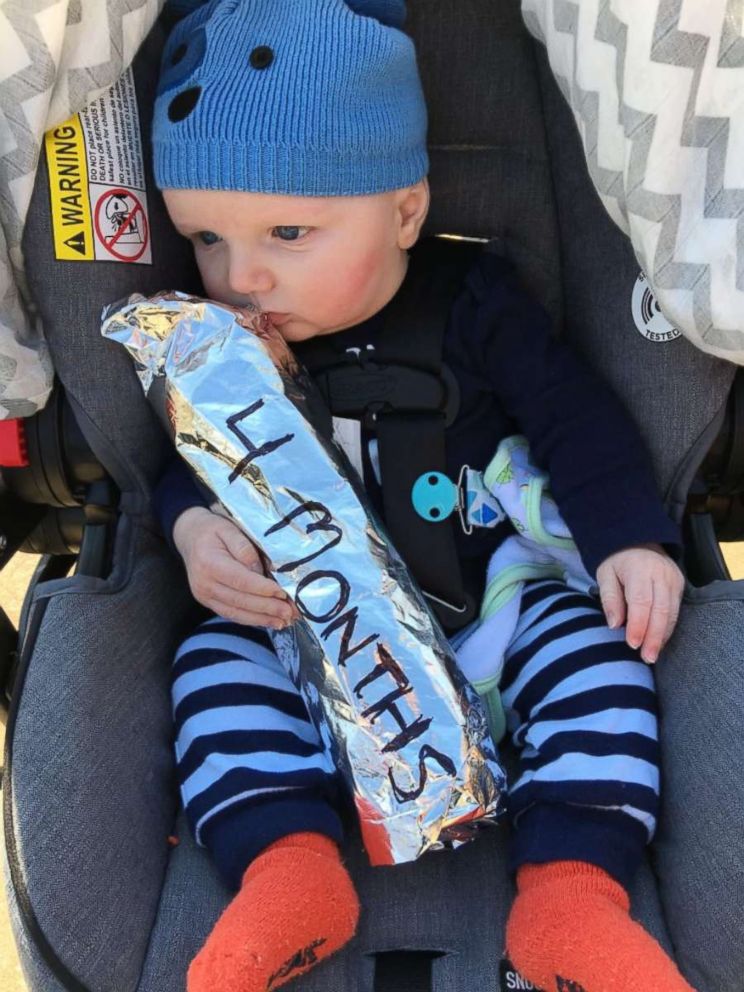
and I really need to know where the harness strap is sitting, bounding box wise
[377,410,476,626]
[299,237,482,629]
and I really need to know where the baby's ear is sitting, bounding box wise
[396,179,430,250]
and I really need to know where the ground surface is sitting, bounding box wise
[2,545,744,991]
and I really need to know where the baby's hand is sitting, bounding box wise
[596,544,685,664]
[172,506,298,628]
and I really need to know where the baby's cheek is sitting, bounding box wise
[333,248,390,308]
[195,255,223,300]
[347,248,384,287]
[199,263,242,307]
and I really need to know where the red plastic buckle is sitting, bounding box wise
[0,419,29,467]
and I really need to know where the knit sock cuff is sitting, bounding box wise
[509,804,648,892]
[201,797,344,890]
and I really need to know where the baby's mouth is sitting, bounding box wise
[266,312,291,327]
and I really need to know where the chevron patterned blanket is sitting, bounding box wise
[523,0,744,363]
[0,0,163,419]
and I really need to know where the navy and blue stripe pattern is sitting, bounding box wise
[501,580,660,887]
[172,617,342,887]
[171,579,660,889]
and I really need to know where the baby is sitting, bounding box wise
[152,2,692,991]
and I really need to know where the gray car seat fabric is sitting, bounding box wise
[654,593,744,992]
[5,520,194,992]
[5,1,744,991]
[419,0,562,325]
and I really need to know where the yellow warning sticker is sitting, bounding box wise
[45,117,94,261]
[44,68,151,265]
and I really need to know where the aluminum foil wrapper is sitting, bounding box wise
[102,292,505,865]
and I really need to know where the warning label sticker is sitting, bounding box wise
[93,187,149,261]
[45,68,151,264]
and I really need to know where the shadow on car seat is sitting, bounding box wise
[3,3,744,991]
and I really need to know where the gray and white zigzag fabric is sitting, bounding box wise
[523,0,744,363]
[0,0,164,418]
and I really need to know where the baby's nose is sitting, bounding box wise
[228,261,275,296]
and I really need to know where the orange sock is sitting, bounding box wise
[506,861,697,992]
[188,832,359,992]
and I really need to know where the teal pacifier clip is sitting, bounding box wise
[411,467,505,532]
[411,472,458,522]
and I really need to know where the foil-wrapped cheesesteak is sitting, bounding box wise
[102,292,505,865]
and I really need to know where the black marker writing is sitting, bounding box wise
[266,497,342,571]
[226,400,293,482]
[321,607,379,667]
[295,569,350,623]
[389,745,457,802]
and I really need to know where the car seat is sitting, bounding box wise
[3,2,744,991]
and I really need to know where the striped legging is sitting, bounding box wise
[172,579,659,890]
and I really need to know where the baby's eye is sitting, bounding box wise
[196,231,222,246]
[272,226,311,242]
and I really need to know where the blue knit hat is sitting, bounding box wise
[153,0,428,196]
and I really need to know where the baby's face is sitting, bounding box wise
[163,185,428,342]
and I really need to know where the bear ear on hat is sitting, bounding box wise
[158,23,207,97]
[344,0,406,28]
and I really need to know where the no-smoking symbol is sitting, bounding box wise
[94,188,148,261]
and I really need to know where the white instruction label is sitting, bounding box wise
[45,67,151,264]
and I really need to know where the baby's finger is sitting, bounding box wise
[220,527,264,571]
[598,565,626,630]
[210,602,291,628]
[661,567,685,649]
[213,582,296,623]
[662,588,682,649]
[624,577,653,653]
[638,580,672,664]
[212,555,290,600]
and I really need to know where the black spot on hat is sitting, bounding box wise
[168,87,202,122]
[249,46,274,69]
